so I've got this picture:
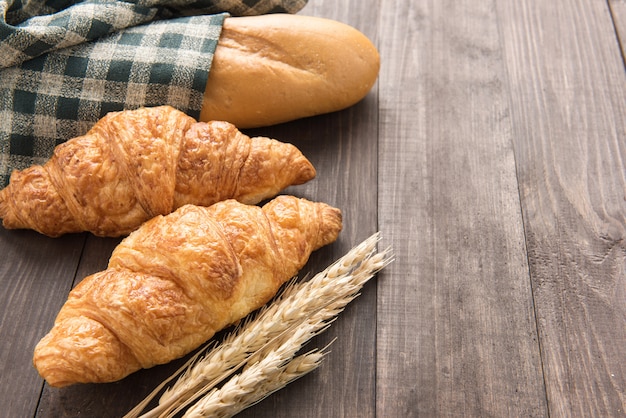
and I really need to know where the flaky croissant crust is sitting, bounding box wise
[33,196,342,387]
[0,106,315,237]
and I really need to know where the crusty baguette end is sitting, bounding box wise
[200,14,380,128]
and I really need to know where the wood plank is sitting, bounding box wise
[376,0,548,416]
[240,111,380,418]
[0,229,85,418]
[496,0,626,416]
[236,2,381,416]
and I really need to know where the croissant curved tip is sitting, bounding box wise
[263,195,342,250]
[33,333,73,387]
[33,315,142,387]
[271,140,316,186]
[294,158,316,185]
[318,203,343,248]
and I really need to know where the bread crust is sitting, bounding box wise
[200,14,380,128]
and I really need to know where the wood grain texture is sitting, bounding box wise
[2,0,626,416]
[233,2,380,415]
[0,229,85,417]
[376,0,547,416]
[497,0,626,416]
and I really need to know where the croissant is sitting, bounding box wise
[33,195,342,387]
[0,106,315,237]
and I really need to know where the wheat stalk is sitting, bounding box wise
[125,232,392,418]
[183,320,332,418]
[164,311,337,418]
[185,351,325,418]
[188,351,324,418]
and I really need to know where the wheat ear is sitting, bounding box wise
[126,232,392,418]
[183,319,332,418]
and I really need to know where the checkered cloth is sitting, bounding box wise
[0,0,308,187]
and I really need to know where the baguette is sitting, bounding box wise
[200,14,380,128]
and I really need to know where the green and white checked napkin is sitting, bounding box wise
[0,0,307,187]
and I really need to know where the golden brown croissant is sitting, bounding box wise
[0,106,315,237]
[33,195,342,387]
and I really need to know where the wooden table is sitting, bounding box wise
[2,0,625,416]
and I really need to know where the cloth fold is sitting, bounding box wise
[0,0,308,187]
